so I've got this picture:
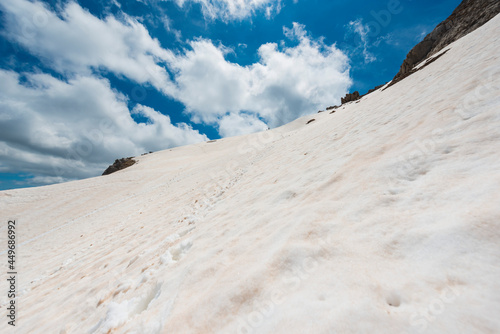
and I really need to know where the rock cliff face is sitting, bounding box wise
[392,0,500,85]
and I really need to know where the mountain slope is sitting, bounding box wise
[1,12,500,334]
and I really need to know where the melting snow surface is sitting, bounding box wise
[1,14,500,334]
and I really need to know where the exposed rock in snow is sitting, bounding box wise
[102,157,136,176]
[1,10,500,334]
[341,91,360,104]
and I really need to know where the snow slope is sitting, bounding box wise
[1,14,500,334]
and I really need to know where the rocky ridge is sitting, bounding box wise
[392,0,500,85]
[336,0,500,107]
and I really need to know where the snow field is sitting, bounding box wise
[1,13,500,334]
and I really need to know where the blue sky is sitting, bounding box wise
[0,0,461,190]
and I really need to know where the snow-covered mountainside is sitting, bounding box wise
[1,13,500,334]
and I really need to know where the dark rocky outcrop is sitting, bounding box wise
[341,91,360,104]
[391,0,500,87]
[102,157,136,175]
[365,83,387,96]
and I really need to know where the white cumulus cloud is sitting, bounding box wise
[0,0,175,93]
[1,0,352,132]
[167,22,352,128]
[0,70,207,185]
[218,113,268,137]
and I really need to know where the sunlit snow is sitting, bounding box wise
[1,14,500,334]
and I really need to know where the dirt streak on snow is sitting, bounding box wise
[1,14,500,334]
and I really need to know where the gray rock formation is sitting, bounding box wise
[392,0,500,85]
